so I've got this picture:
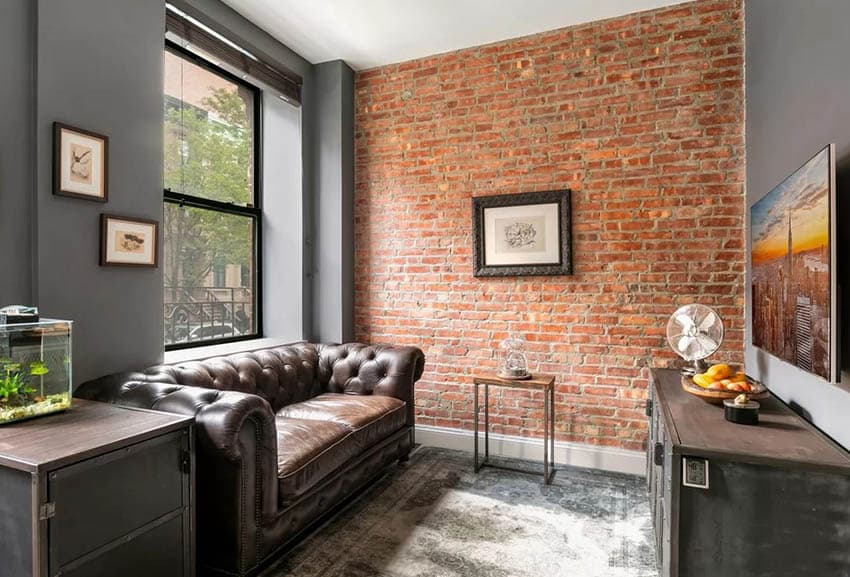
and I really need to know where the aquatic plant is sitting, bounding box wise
[29,361,49,376]
[0,361,36,403]
[29,361,49,396]
[0,371,34,402]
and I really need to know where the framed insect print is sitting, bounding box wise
[472,190,572,277]
[100,214,158,267]
[54,122,108,202]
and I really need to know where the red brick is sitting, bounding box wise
[354,0,744,451]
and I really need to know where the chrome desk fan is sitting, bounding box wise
[666,304,724,376]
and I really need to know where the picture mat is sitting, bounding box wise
[59,128,104,197]
[104,218,156,264]
[484,202,560,266]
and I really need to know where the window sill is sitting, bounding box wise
[164,336,301,365]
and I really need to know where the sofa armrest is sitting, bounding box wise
[75,376,279,574]
[76,375,277,461]
[318,343,425,427]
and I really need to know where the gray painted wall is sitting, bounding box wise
[0,0,35,305]
[0,0,356,385]
[263,93,304,340]
[35,0,166,385]
[746,0,850,449]
[313,60,355,343]
[173,0,319,341]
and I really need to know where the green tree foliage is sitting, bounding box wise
[164,87,253,303]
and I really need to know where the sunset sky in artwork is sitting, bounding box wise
[751,146,830,266]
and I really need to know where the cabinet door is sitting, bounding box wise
[679,460,850,577]
[58,515,185,577]
[48,430,190,575]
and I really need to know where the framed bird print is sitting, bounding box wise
[53,122,108,202]
[100,214,158,267]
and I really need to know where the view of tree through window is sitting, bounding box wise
[163,45,260,348]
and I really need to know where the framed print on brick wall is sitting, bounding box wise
[472,189,572,277]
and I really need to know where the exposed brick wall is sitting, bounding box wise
[353,0,745,451]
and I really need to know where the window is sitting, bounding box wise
[163,42,261,349]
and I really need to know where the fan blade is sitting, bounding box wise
[695,334,718,356]
[677,335,695,355]
[675,313,695,331]
[698,311,717,332]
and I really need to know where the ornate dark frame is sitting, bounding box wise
[472,189,572,277]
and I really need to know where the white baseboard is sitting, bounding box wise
[415,424,646,477]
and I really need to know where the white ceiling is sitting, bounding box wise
[221,0,693,71]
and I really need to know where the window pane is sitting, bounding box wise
[164,49,255,205]
[163,203,255,346]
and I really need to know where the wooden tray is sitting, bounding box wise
[681,375,769,405]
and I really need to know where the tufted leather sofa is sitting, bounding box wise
[75,342,425,577]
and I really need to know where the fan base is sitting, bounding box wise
[679,359,709,377]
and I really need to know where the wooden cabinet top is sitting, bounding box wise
[651,368,850,474]
[0,399,192,473]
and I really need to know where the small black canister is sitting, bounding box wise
[724,396,759,425]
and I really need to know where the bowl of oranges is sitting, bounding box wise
[681,363,768,404]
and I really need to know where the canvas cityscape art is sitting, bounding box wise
[751,145,832,380]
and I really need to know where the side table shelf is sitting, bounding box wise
[0,399,195,577]
[472,373,556,484]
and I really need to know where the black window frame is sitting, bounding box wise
[163,39,263,351]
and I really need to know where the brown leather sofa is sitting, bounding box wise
[75,342,425,577]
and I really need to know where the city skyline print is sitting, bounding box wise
[751,145,832,380]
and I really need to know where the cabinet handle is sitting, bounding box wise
[645,399,653,417]
[653,442,664,467]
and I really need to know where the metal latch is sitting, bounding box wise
[653,442,664,467]
[645,398,653,417]
[39,502,55,520]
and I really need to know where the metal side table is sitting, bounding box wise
[472,373,556,484]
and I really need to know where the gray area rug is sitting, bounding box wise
[263,447,658,577]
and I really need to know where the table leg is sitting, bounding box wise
[549,386,555,483]
[474,381,479,472]
[484,383,490,463]
[543,388,549,484]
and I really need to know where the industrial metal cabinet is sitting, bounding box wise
[647,369,850,577]
[0,399,194,577]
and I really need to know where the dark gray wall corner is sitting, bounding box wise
[36,0,166,385]
[746,0,850,449]
[0,0,35,306]
[312,60,355,343]
[0,0,360,384]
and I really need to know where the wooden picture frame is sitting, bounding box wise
[472,190,572,277]
[100,214,158,268]
[53,122,109,202]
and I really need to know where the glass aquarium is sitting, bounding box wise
[0,319,72,425]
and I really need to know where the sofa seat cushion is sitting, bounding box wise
[275,416,360,500]
[276,393,406,450]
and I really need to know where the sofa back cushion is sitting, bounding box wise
[145,343,321,412]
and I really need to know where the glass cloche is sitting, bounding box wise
[499,333,530,380]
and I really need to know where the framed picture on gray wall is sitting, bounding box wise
[100,214,158,268]
[53,122,108,202]
[472,189,572,277]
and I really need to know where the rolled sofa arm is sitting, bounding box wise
[317,343,426,427]
[75,373,277,461]
[74,373,279,575]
